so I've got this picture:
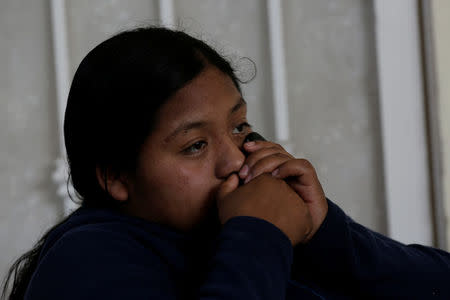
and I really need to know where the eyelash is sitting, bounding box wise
[183,141,207,155]
[182,122,252,155]
[232,122,251,135]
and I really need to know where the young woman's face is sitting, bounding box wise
[126,66,251,231]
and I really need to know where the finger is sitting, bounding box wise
[272,159,317,186]
[216,173,239,201]
[243,140,287,154]
[240,146,292,179]
[240,146,282,177]
[244,154,292,184]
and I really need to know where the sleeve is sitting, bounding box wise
[25,217,293,300]
[197,216,294,300]
[291,199,450,299]
[25,228,179,300]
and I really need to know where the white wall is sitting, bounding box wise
[0,0,62,281]
[431,0,450,249]
[283,1,386,232]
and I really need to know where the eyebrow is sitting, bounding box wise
[230,97,247,114]
[164,97,247,143]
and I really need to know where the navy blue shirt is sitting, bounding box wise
[25,200,450,299]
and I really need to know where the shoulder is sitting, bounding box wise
[42,219,167,269]
[26,220,176,299]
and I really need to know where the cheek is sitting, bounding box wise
[143,156,216,203]
[152,159,219,229]
[174,161,215,198]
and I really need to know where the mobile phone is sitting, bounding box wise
[243,132,266,144]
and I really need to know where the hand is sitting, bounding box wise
[216,173,313,246]
[239,140,328,240]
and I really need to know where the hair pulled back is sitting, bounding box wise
[65,26,241,208]
[2,26,241,300]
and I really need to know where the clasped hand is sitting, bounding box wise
[216,140,328,246]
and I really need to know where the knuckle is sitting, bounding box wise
[269,145,281,152]
[275,152,290,160]
[262,153,283,165]
[264,146,279,155]
[253,155,286,173]
[274,143,283,150]
[298,158,313,168]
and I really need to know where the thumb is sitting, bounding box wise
[216,173,239,201]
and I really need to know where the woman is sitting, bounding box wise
[2,26,450,300]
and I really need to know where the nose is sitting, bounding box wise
[215,135,245,179]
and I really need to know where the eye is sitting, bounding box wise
[183,141,207,155]
[232,122,251,135]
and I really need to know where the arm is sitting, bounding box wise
[292,199,450,299]
[198,216,293,299]
[25,217,293,300]
[237,138,450,298]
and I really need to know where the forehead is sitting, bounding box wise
[154,67,243,132]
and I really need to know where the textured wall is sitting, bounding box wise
[66,0,158,75]
[0,0,62,281]
[432,0,450,248]
[283,1,386,232]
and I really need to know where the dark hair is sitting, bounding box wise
[2,26,243,300]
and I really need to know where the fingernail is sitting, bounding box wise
[239,165,249,177]
[244,173,252,184]
[244,141,255,147]
[272,169,279,177]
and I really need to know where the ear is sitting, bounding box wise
[95,166,129,202]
